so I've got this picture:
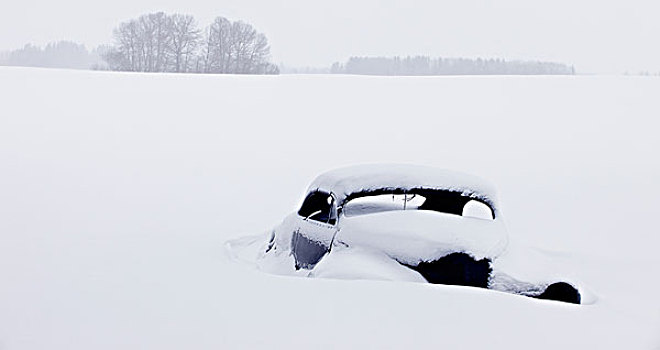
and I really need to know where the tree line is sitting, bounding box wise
[331,56,575,75]
[102,12,278,74]
[0,41,102,70]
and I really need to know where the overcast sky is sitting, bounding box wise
[1,0,658,73]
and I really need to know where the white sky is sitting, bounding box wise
[1,0,659,73]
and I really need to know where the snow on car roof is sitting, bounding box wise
[308,164,500,210]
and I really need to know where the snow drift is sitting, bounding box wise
[0,67,659,349]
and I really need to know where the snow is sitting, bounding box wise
[1,67,660,349]
[462,199,493,219]
[335,210,508,262]
[308,163,499,209]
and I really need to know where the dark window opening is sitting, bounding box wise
[341,188,495,219]
[534,282,581,304]
[401,253,492,288]
[298,191,337,225]
[291,229,328,270]
[402,254,581,304]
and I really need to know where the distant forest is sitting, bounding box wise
[0,41,102,70]
[1,22,578,76]
[331,56,576,75]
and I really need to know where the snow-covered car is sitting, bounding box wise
[257,164,581,304]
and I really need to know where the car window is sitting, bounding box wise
[342,188,495,220]
[298,191,337,225]
[343,193,425,216]
[291,229,328,269]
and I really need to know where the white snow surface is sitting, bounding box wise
[335,210,509,263]
[309,163,500,209]
[1,67,660,349]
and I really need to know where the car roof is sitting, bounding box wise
[307,164,500,211]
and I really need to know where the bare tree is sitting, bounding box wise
[168,14,200,73]
[103,12,277,74]
[105,19,135,71]
[200,17,232,73]
[139,12,171,72]
[200,17,274,74]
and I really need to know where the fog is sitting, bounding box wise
[2,0,660,73]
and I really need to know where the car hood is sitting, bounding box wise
[335,210,508,265]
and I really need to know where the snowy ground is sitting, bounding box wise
[1,67,659,349]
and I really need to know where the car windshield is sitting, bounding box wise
[342,188,494,220]
[297,191,337,224]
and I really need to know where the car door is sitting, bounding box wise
[291,191,338,269]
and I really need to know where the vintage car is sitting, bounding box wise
[257,164,581,304]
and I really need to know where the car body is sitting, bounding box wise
[257,164,580,303]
